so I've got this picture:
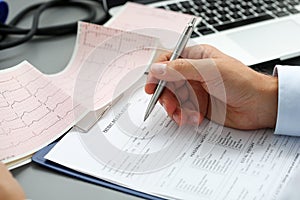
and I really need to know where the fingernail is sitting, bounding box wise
[190,114,199,124]
[173,113,180,124]
[151,63,166,75]
[147,74,156,84]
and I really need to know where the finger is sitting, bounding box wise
[182,101,196,110]
[188,80,209,116]
[185,109,205,125]
[0,162,12,179]
[173,80,185,88]
[145,65,177,94]
[181,44,227,59]
[175,83,189,103]
[158,87,179,118]
[172,108,182,125]
[155,51,172,62]
[0,162,26,199]
[145,61,178,94]
[150,58,216,82]
[145,71,159,94]
[172,108,205,126]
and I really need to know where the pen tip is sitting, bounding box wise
[143,111,150,122]
[143,115,148,122]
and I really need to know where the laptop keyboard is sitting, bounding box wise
[156,0,300,38]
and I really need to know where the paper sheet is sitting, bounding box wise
[45,5,300,199]
[106,2,198,50]
[0,62,86,163]
[0,22,157,166]
[106,2,194,32]
[1,2,196,166]
[46,77,300,200]
[48,21,157,110]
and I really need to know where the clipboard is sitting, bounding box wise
[32,142,165,200]
[74,94,124,132]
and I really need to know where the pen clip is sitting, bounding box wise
[75,94,123,133]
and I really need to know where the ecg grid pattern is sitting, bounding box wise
[0,63,87,162]
[108,3,193,36]
[49,22,158,110]
[0,22,158,164]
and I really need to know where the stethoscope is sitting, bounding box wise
[0,0,109,50]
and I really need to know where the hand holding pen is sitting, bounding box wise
[144,17,196,121]
[144,43,278,130]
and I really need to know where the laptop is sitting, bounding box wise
[104,0,300,67]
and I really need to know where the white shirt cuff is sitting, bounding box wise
[273,65,300,136]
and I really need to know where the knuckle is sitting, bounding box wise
[169,59,187,72]
[156,52,172,62]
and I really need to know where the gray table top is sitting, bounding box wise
[3,1,300,200]
[2,1,141,199]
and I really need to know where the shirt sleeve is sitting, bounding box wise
[273,65,300,136]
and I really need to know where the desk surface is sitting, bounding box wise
[2,1,141,199]
[3,1,300,200]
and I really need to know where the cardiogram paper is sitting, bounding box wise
[0,22,157,166]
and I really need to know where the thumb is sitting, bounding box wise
[150,58,217,82]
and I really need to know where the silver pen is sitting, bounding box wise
[144,17,196,121]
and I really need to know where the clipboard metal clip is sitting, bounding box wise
[75,94,123,133]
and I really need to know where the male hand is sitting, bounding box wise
[145,44,278,130]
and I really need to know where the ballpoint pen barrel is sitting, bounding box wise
[169,28,194,61]
[143,17,196,121]
[143,80,166,121]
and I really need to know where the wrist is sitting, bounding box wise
[256,74,278,128]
